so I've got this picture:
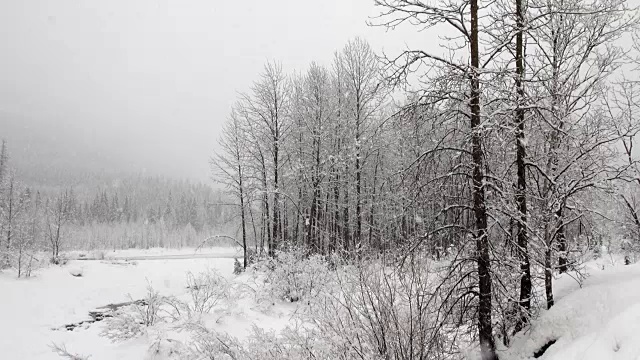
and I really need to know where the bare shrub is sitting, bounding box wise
[19,252,38,278]
[242,325,336,360]
[50,342,90,360]
[297,253,458,360]
[168,251,474,359]
[184,322,245,359]
[186,270,230,314]
[51,255,68,265]
[147,337,191,359]
[5,250,44,278]
[138,285,163,326]
[217,251,456,359]
[183,322,353,360]
[163,270,231,322]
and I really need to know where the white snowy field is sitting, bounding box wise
[65,246,245,260]
[0,250,290,360]
[503,256,640,360]
[2,250,640,360]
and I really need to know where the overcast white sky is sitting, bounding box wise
[0,0,419,182]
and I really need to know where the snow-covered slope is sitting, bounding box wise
[503,259,640,360]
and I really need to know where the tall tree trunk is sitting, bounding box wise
[307,127,322,251]
[470,0,496,356]
[238,164,248,268]
[282,202,289,244]
[55,217,62,258]
[4,181,13,267]
[296,114,304,246]
[296,186,302,245]
[545,244,554,309]
[308,188,319,251]
[368,152,381,249]
[621,194,640,244]
[355,131,362,249]
[343,180,350,252]
[514,0,531,332]
[556,207,567,273]
[333,164,341,253]
[248,200,259,254]
[261,159,272,256]
[542,14,564,305]
[272,130,280,254]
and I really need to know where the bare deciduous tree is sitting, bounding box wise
[47,189,74,261]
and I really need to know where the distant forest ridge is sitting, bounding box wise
[0,140,239,251]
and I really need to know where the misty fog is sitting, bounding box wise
[0,0,416,184]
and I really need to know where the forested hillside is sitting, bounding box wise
[0,141,236,260]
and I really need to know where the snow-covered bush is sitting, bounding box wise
[50,255,69,266]
[163,270,231,322]
[101,284,163,341]
[138,286,163,326]
[185,270,230,314]
[102,310,145,342]
[183,323,330,360]
[251,248,334,303]
[160,251,460,359]
[299,255,451,359]
[233,258,243,275]
[146,337,191,359]
[184,322,245,359]
[241,325,337,360]
[212,251,449,359]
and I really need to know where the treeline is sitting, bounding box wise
[74,180,227,232]
[0,140,235,274]
[212,40,396,259]
[213,1,640,357]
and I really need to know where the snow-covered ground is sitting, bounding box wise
[65,246,244,260]
[0,250,289,360]
[3,250,640,360]
[504,256,640,360]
